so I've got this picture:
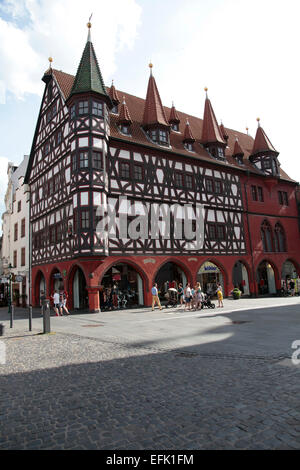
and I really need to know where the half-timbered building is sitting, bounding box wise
[24,24,300,311]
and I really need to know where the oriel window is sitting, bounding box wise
[92,101,103,117]
[79,151,89,169]
[120,162,130,179]
[92,151,103,170]
[79,101,89,115]
[81,209,90,229]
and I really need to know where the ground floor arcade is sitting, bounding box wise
[31,254,300,312]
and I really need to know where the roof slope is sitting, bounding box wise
[50,69,294,182]
[251,125,277,155]
[142,74,169,128]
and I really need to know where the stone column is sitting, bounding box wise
[87,287,100,313]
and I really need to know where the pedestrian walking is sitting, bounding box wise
[52,290,63,316]
[289,279,295,296]
[60,290,70,315]
[178,283,184,306]
[184,283,192,310]
[152,283,162,311]
[216,283,224,308]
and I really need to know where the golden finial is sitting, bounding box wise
[204,87,208,98]
[87,22,92,28]
[257,117,260,127]
[48,57,53,64]
[246,126,249,135]
[149,62,153,69]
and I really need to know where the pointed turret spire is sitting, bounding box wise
[201,89,226,146]
[169,101,180,125]
[220,122,229,142]
[117,96,132,125]
[142,64,169,129]
[233,138,244,157]
[109,80,120,105]
[251,119,277,156]
[68,21,111,106]
[183,118,195,143]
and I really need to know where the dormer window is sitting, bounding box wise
[159,129,168,144]
[150,129,157,142]
[92,101,103,117]
[111,104,118,114]
[148,128,169,146]
[217,147,224,159]
[120,124,130,135]
[185,142,193,152]
[171,123,179,132]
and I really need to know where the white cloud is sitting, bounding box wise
[0,0,142,101]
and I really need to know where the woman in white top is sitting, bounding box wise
[184,283,192,311]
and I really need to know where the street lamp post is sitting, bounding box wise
[8,263,12,315]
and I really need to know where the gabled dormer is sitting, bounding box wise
[183,118,195,152]
[117,96,132,135]
[201,88,226,160]
[169,102,180,132]
[249,118,279,176]
[232,138,244,165]
[142,63,170,146]
[109,80,120,114]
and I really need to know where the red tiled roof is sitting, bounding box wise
[51,69,294,182]
[251,124,277,155]
[220,122,229,141]
[201,97,226,146]
[142,74,169,128]
[169,104,180,124]
[117,97,132,124]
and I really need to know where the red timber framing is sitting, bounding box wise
[25,29,300,312]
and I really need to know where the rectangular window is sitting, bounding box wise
[92,151,102,170]
[72,154,77,171]
[133,164,143,181]
[171,123,179,132]
[50,226,55,244]
[159,130,167,143]
[185,142,193,151]
[44,142,50,156]
[46,110,52,123]
[21,218,25,238]
[251,185,257,201]
[217,224,225,240]
[21,247,25,267]
[120,162,130,179]
[79,151,89,168]
[208,224,216,240]
[258,186,264,202]
[71,105,76,119]
[121,124,129,134]
[13,250,17,268]
[283,191,289,206]
[217,148,224,159]
[185,174,193,190]
[111,104,118,114]
[278,191,283,205]
[81,209,90,229]
[79,101,89,115]
[206,178,213,193]
[92,101,103,117]
[175,172,183,187]
[150,130,157,142]
[48,179,54,196]
[14,223,18,241]
[17,200,21,212]
[56,130,62,145]
[215,180,222,194]
[52,103,57,118]
[56,223,62,242]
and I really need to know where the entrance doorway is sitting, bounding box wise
[257,261,276,295]
[73,267,88,310]
[197,261,224,296]
[155,262,187,299]
[101,263,144,308]
[232,261,250,295]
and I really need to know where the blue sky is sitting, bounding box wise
[1,0,300,219]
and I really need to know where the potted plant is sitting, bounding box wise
[232,288,242,300]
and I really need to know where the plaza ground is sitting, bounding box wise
[0,297,300,450]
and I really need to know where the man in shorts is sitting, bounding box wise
[53,290,62,316]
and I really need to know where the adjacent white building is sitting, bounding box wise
[1,156,30,306]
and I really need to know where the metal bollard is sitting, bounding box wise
[42,299,51,334]
[29,306,32,332]
[0,323,4,336]
[10,305,14,329]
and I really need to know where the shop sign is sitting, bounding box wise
[113,274,121,281]
[15,275,23,282]
[53,273,62,279]
[199,262,220,274]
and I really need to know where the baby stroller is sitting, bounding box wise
[202,293,215,309]
[165,288,178,308]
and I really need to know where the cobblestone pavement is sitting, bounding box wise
[1,315,300,450]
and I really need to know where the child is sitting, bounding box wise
[216,283,224,308]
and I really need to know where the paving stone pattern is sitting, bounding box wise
[0,328,300,450]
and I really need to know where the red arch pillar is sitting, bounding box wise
[86,287,100,313]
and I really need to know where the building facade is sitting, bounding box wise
[24,25,300,311]
[1,157,30,306]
